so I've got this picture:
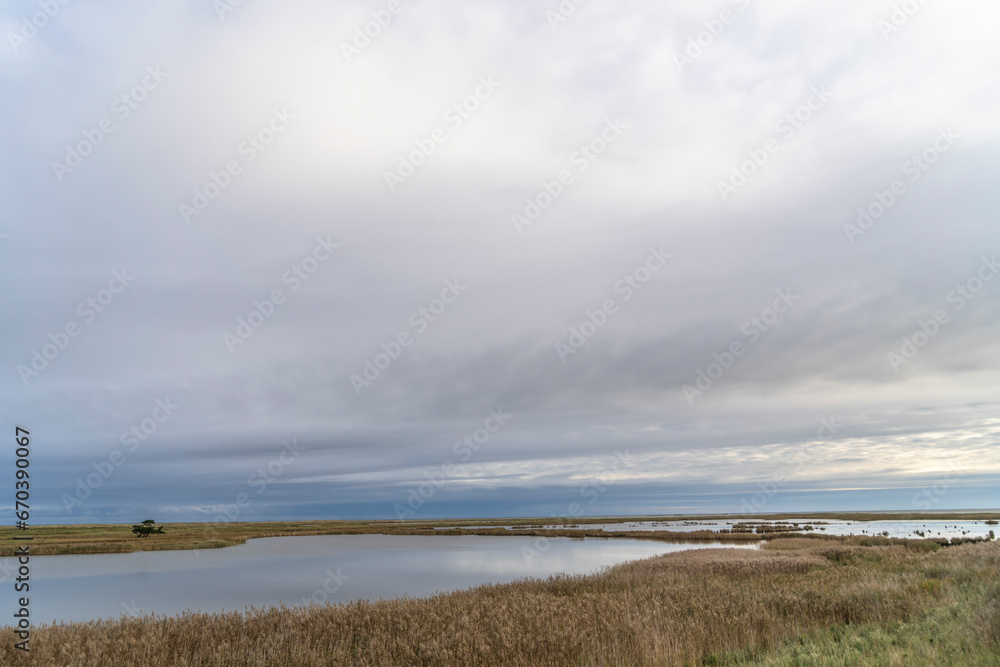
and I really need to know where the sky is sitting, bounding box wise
[1,0,998,524]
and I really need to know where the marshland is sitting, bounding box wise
[2,514,997,665]
[2,513,995,556]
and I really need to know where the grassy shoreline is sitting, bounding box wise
[3,512,997,556]
[5,513,998,556]
[3,537,997,666]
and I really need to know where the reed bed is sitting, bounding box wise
[3,538,996,666]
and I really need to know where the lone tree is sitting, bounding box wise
[131,519,165,538]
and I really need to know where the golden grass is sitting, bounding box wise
[714,542,1000,666]
[2,537,996,666]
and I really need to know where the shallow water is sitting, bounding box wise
[445,518,996,539]
[0,534,755,624]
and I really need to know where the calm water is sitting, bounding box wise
[448,518,996,539]
[0,535,755,625]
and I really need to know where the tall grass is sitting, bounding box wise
[2,538,996,666]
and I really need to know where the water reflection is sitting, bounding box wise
[0,535,755,624]
[446,518,996,539]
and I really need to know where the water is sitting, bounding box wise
[0,534,755,625]
[441,518,996,539]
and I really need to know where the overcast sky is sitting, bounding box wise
[2,0,998,524]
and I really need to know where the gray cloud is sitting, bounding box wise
[2,0,999,523]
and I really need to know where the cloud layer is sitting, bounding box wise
[2,0,998,522]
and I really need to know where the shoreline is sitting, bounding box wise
[3,512,996,557]
[2,538,997,665]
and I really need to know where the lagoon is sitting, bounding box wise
[2,534,755,624]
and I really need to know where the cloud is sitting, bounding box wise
[1,0,998,522]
